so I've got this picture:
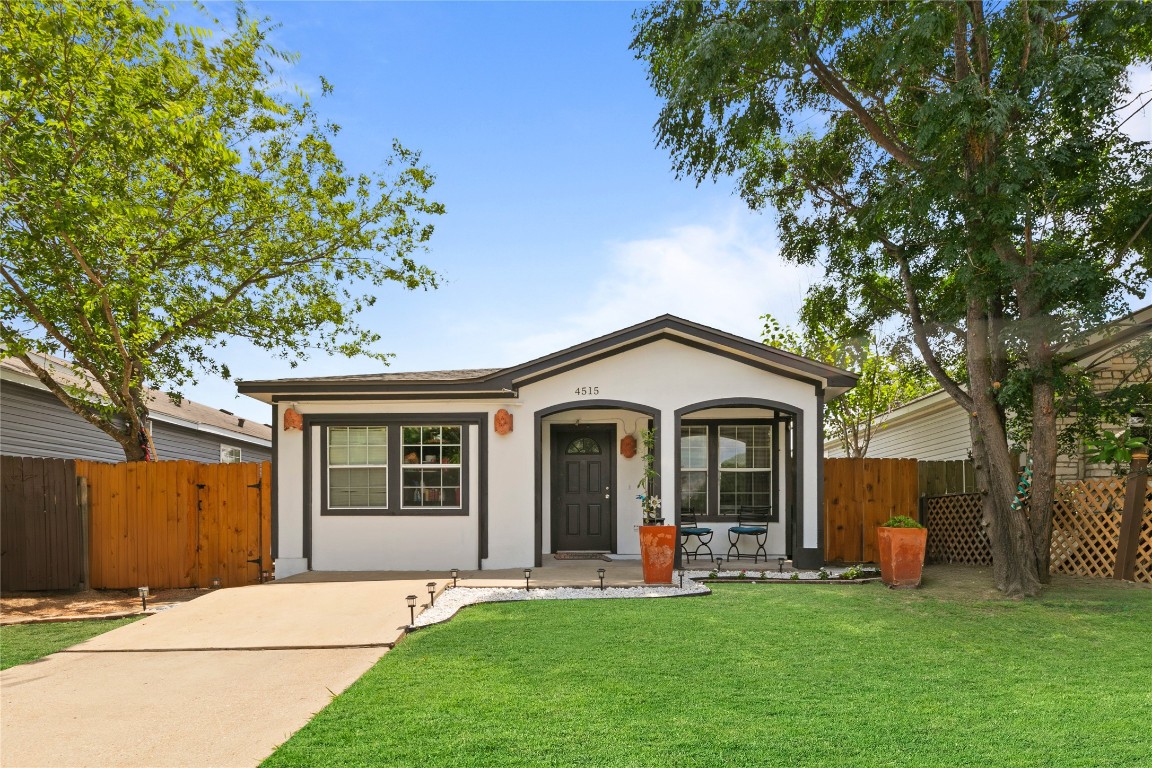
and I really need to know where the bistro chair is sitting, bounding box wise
[679,510,715,563]
[727,507,771,563]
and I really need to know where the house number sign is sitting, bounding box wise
[573,386,600,396]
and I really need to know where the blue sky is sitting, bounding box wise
[182,1,821,422]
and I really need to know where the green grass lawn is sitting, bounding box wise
[0,618,139,670]
[264,572,1151,768]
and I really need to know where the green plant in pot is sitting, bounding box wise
[877,514,927,588]
[634,428,675,584]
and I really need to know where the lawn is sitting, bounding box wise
[0,618,140,670]
[264,570,1151,768]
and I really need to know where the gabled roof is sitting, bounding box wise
[237,314,858,402]
[1,353,272,445]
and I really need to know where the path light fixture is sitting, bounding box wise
[715,557,723,574]
[261,570,270,583]
[778,557,785,573]
[597,567,606,591]
[427,582,437,607]
[138,586,149,611]
[406,594,417,627]
[678,568,685,589]
[524,568,532,591]
[211,576,221,589]
[450,568,459,588]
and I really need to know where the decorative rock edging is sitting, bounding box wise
[409,583,711,630]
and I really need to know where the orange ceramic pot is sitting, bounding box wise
[639,524,676,584]
[877,526,928,588]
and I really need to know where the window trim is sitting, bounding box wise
[326,425,390,511]
[680,418,779,523]
[318,417,471,517]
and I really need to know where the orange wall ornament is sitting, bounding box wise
[620,434,637,458]
[494,408,513,435]
[283,406,304,431]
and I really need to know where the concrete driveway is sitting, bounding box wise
[1,579,441,768]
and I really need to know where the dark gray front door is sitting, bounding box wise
[552,426,614,552]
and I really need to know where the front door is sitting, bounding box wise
[552,426,614,552]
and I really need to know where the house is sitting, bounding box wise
[826,305,1152,480]
[1,352,272,464]
[237,315,857,577]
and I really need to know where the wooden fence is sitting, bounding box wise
[78,460,271,589]
[918,460,977,496]
[923,478,1152,583]
[1,457,85,591]
[824,458,920,563]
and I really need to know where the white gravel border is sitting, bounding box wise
[412,567,874,627]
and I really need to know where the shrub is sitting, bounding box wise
[881,515,923,529]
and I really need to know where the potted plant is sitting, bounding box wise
[876,515,927,588]
[636,428,675,584]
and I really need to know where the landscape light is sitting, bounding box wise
[778,557,785,573]
[406,594,417,626]
[524,568,532,591]
[450,568,459,588]
[427,582,437,607]
[597,567,606,591]
[138,586,149,611]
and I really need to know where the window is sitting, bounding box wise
[718,425,772,515]
[566,437,602,454]
[679,422,776,520]
[401,426,462,509]
[328,426,388,509]
[680,426,708,515]
[220,445,242,464]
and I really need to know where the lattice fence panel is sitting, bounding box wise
[925,493,991,566]
[1051,478,1152,583]
[923,478,1152,583]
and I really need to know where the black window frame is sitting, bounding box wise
[679,418,779,523]
[318,416,472,517]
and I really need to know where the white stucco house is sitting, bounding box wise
[238,316,857,578]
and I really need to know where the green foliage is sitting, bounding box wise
[1084,429,1149,471]
[0,0,443,458]
[881,515,924,529]
[839,564,879,580]
[634,0,1152,595]
[0,617,140,670]
[263,581,1152,767]
[762,313,934,456]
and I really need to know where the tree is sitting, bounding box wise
[1,0,444,461]
[634,1,1152,596]
[761,314,935,458]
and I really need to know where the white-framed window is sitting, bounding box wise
[679,422,775,520]
[327,426,388,509]
[220,445,243,464]
[401,425,462,509]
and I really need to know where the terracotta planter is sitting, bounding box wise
[639,524,676,584]
[877,526,928,588]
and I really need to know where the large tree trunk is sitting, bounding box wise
[966,300,1043,597]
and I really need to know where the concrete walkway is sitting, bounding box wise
[0,579,441,768]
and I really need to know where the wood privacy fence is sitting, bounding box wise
[918,460,977,497]
[824,458,919,563]
[77,460,271,589]
[923,478,1152,583]
[1,457,85,591]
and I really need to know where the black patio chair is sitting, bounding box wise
[727,507,771,563]
[679,510,715,563]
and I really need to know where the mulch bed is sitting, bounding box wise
[1,588,206,625]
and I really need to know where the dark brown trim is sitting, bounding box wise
[300,412,488,567]
[271,408,279,560]
[238,315,858,398]
[267,391,511,401]
[534,400,660,569]
[674,398,809,568]
[678,417,778,523]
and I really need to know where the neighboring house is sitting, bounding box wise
[238,315,857,577]
[826,305,1152,480]
[1,353,272,464]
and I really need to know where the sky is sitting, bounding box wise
[178,1,1151,425]
[179,1,822,423]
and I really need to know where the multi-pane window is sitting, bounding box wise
[680,423,774,518]
[402,426,462,509]
[718,425,772,514]
[680,426,708,515]
[220,445,242,464]
[328,426,388,509]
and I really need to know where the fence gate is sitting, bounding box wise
[81,460,270,590]
[0,456,84,591]
[824,458,919,563]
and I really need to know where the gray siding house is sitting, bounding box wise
[1,354,272,463]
